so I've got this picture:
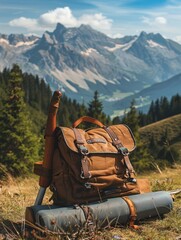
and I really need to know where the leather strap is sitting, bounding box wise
[73,128,91,179]
[87,138,106,144]
[72,116,105,128]
[72,128,85,144]
[123,156,135,178]
[122,196,139,230]
[104,126,135,178]
[81,155,91,179]
[104,126,122,146]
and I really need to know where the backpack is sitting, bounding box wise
[50,116,142,205]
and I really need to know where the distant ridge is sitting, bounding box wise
[0,24,181,115]
[107,73,181,116]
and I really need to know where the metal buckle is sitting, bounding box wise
[128,178,137,183]
[84,182,92,189]
[80,148,89,155]
[80,171,92,179]
[80,171,85,179]
[79,145,89,155]
[119,147,129,156]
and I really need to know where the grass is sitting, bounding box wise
[0,166,181,240]
[140,114,181,144]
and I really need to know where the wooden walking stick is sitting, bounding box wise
[34,90,62,205]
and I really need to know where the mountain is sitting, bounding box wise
[0,24,181,114]
[107,73,181,117]
[24,23,148,98]
[0,33,40,73]
[0,33,39,46]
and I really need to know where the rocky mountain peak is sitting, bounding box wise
[53,23,67,41]
[79,24,93,31]
[137,31,167,47]
[55,23,66,32]
[0,33,39,46]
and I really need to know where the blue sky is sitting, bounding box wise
[0,0,181,43]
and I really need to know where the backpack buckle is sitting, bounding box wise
[84,182,92,189]
[119,147,129,156]
[79,145,89,155]
[128,178,137,183]
[80,170,92,179]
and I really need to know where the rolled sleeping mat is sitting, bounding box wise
[83,190,173,228]
[27,191,173,232]
[128,191,173,221]
[27,204,86,233]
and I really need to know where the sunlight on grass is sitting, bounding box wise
[0,166,180,239]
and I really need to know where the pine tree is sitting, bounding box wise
[122,100,152,172]
[122,100,140,139]
[87,91,108,126]
[0,64,40,177]
[112,116,121,125]
[87,91,103,118]
[160,96,169,119]
[170,94,181,116]
[148,101,156,123]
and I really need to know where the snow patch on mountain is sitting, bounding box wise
[15,39,38,47]
[124,77,131,82]
[50,67,113,92]
[121,37,138,51]
[0,38,38,48]
[0,38,9,45]
[104,44,123,52]
[80,48,99,56]
[147,40,166,48]
[105,37,137,52]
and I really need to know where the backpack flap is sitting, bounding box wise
[58,124,135,154]
[56,124,136,182]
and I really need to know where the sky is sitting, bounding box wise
[0,0,181,43]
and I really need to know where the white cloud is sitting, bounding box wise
[141,16,167,26]
[39,7,78,27]
[9,7,112,34]
[79,13,112,31]
[9,17,38,30]
[155,17,167,25]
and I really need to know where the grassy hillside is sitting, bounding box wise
[140,114,181,161]
[140,113,181,144]
[0,166,180,239]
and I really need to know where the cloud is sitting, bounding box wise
[79,13,112,31]
[9,17,39,30]
[155,16,167,24]
[141,16,167,26]
[39,7,78,27]
[9,7,112,34]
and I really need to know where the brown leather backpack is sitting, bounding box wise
[50,116,142,205]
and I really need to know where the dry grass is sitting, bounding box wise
[0,166,181,240]
[139,114,181,146]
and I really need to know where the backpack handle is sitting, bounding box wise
[72,116,105,128]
